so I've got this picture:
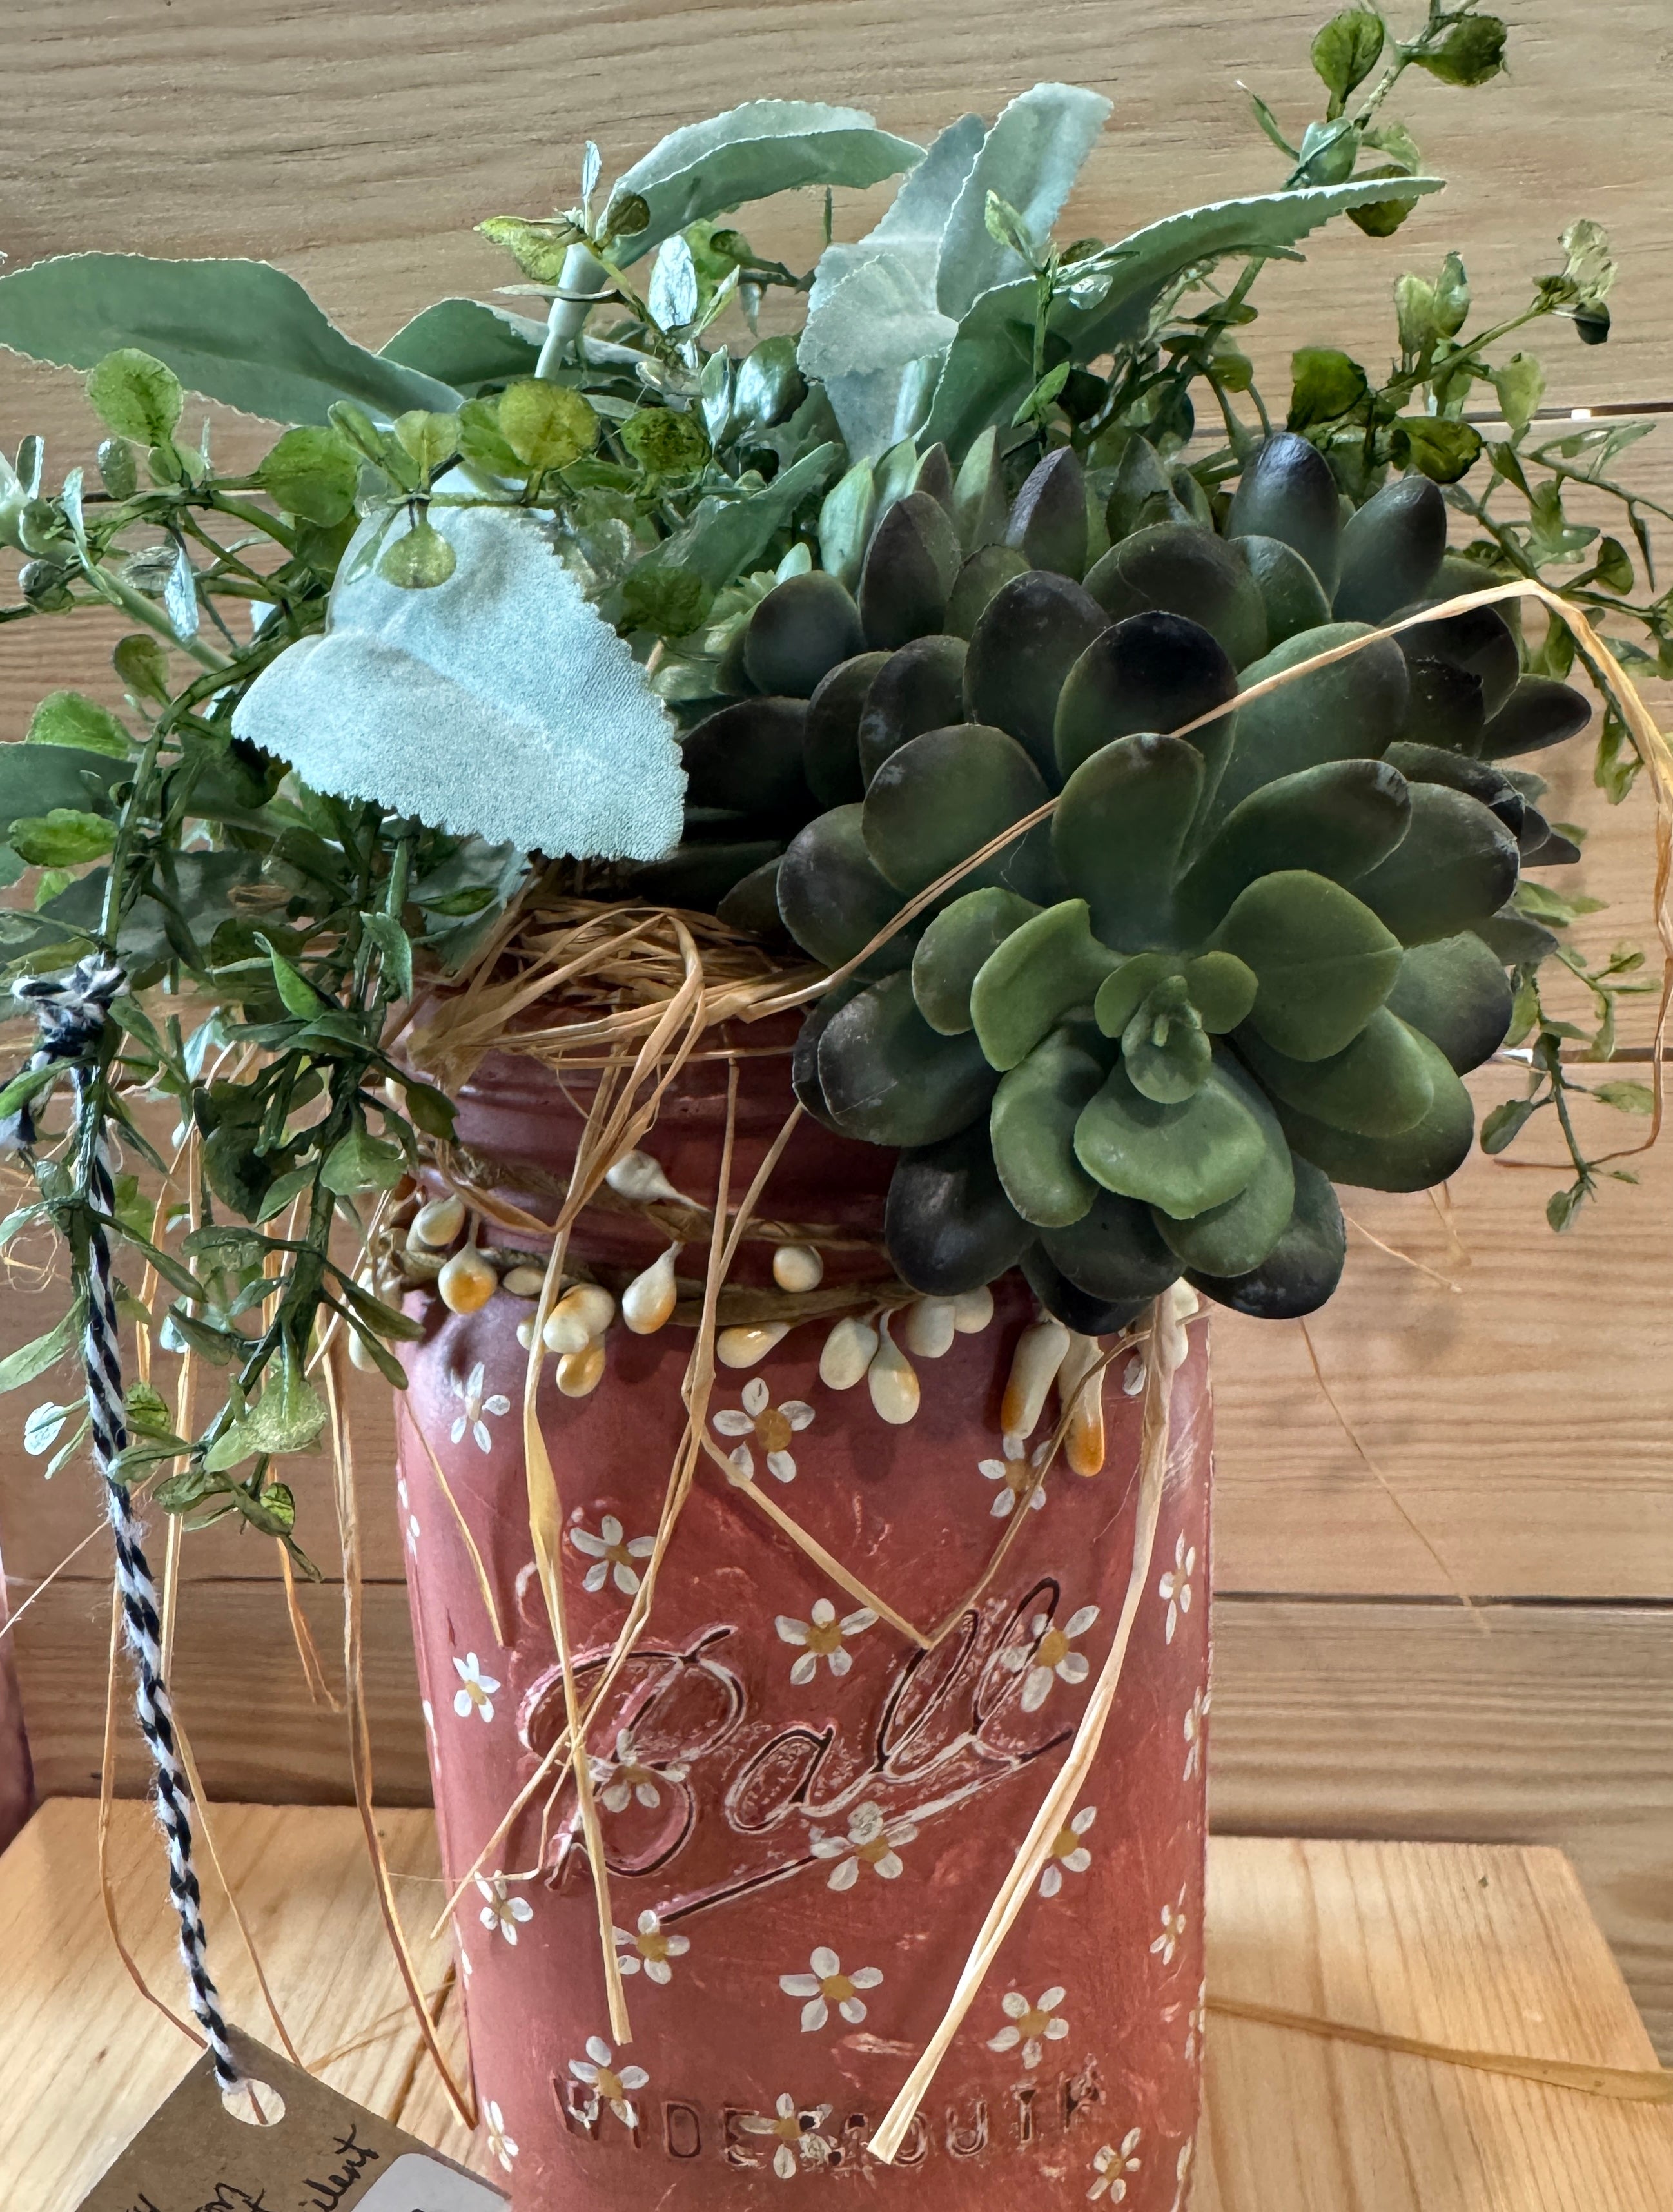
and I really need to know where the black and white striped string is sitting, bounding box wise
[10,956,243,2093]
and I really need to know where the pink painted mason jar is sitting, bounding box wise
[395,1028,1210,2211]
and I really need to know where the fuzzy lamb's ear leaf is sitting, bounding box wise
[1186,1154,1345,1319]
[1226,432,1343,596]
[1384,931,1514,1072]
[378,299,545,392]
[1074,1056,1265,1219]
[611,101,924,267]
[990,1022,1107,1226]
[819,971,996,1145]
[935,84,1113,319]
[0,255,460,425]
[231,507,683,860]
[799,113,985,460]
[1349,782,1520,945]
[1210,870,1402,1061]
[1271,1025,1475,1190]
[912,885,1041,1033]
[970,898,1121,1070]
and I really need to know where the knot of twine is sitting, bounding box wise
[8,956,242,2093]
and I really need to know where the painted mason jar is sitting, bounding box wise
[395,1033,1209,2211]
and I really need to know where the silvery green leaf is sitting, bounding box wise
[60,465,84,543]
[700,345,733,442]
[164,541,199,641]
[1058,173,1447,358]
[378,298,545,393]
[800,112,984,460]
[629,441,840,600]
[230,505,684,862]
[581,139,603,211]
[17,435,43,498]
[935,84,1113,320]
[609,100,923,267]
[648,234,700,331]
[0,255,460,425]
[123,544,178,592]
[23,1400,70,1455]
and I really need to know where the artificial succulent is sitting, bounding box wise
[649,427,1592,1328]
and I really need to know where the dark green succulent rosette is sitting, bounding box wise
[638,427,1593,1328]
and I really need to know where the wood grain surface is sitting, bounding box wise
[1,0,1671,2094]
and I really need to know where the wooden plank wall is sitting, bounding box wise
[2,0,1670,2051]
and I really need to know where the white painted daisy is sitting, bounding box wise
[569,1511,656,1596]
[1088,2127,1142,2202]
[739,2093,836,2179]
[451,1651,500,1723]
[476,1872,533,1945]
[775,1598,877,1685]
[809,1801,917,1890]
[988,1985,1070,2070]
[484,2100,518,2171]
[447,1361,511,1453]
[1000,1604,1100,1712]
[1158,1533,1195,1644]
[979,1452,1048,1518]
[779,1946,883,2032]
[714,1376,816,1484]
[592,1726,688,1813]
[1151,1885,1188,1967]
[1039,1804,1097,1897]
[612,1908,690,1984]
[567,2035,649,2129]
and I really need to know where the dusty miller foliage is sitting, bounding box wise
[0,0,1658,1558]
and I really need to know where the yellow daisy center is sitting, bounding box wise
[754,1406,794,1453]
[1036,1627,1071,1670]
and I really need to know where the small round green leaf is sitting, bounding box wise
[377,517,458,589]
[86,348,182,445]
[256,426,362,526]
[498,380,602,472]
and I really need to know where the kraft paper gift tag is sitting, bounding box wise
[77,2026,507,2212]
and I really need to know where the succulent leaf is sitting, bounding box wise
[1053,733,1204,949]
[1209,621,1411,822]
[1230,532,1333,647]
[970,897,1121,1069]
[778,803,915,971]
[1477,675,1592,761]
[945,543,1032,637]
[803,650,889,806]
[1237,1005,1436,1136]
[1084,521,1267,670]
[1176,758,1411,936]
[857,490,961,648]
[1271,1025,1474,1190]
[1150,1054,1295,1276]
[1349,781,1519,944]
[1210,869,1402,1060]
[1053,610,1238,783]
[862,722,1055,899]
[962,568,1108,777]
[1331,472,1446,624]
[1397,599,1520,721]
[1186,1154,1345,1319]
[817,970,997,1145]
[1391,659,1489,752]
[792,975,867,1127]
[1004,447,1090,578]
[1121,976,1213,1103]
[1384,931,1514,1072]
[1039,1185,1182,1304]
[885,1116,1033,1294]
[951,425,1009,552]
[1074,1054,1266,1219]
[1224,429,1342,596]
[912,884,1042,1033]
[743,572,865,696]
[681,696,814,831]
[856,633,968,784]
[1382,742,1523,833]
[1105,435,1184,541]
[1021,1244,1151,1335]
[990,1020,1107,1225]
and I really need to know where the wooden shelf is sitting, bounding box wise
[2,1803,1668,2209]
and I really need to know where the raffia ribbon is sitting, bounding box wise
[1206,1994,1673,2104]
